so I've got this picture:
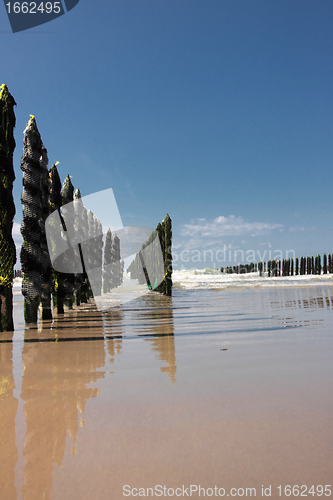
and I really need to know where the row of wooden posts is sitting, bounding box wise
[21,118,126,323]
[221,254,332,276]
[0,84,172,331]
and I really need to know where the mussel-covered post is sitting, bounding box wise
[20,116,45,323]
[0,84,16,331]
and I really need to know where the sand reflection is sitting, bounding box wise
[21,326,105,499]
[101,294,176,381]
[2,286,333,498]
[140,297,176,382]
[13,293,176,498]
[0,336,18,500]
[103,308,123,368]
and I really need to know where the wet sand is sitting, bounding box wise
[1,286,333,499]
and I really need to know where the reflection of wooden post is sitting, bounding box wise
[0,340,18,499]
[21,327,106,499]
[143,296,176,382]
[158,333,177,383]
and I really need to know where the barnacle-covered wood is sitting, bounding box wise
[20,116,47,323]
[0,84,16,331]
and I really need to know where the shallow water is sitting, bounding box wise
[1,284,333,499]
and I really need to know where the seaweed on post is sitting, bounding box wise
[0,84,16,331]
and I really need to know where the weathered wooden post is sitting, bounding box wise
[20,116,46,323]
[0,84,16,331]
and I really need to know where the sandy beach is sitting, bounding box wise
[1,275,333,499]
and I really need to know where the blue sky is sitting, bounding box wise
[2,0,333,268]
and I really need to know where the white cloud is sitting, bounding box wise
[13,222,21,235]
[258,241,271,247]
[181,215,284,239]
[12,222,23,248]
[289,226,316,233]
